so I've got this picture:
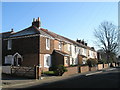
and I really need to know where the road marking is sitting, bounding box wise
[85,71,103,76]
[105,68,116,71]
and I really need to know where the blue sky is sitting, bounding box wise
[2,2,118,50]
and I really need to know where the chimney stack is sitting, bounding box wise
[85,43,87,46]
[76,39,81,43]
[11,28,14,32]
[32,17,41,28]
[76,39,88,46]
[81,40,85,45]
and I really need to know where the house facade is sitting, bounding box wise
[2,17,97,72]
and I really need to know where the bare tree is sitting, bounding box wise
[94,21,118,63]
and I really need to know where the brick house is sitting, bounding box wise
[2,17,97,72]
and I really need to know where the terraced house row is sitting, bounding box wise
[2,17,97,72]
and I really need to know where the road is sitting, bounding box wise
[21,67,120,88]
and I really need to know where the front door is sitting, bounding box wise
[13,53,22,66]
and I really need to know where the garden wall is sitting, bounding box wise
[97,64,103,70]
[79,66,89,73]
[89,66,98,71]
[62,66,78,76]
[103,64,109,69]
[112,63,115,67]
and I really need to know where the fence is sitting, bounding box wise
[2,66,11,74]
[2,66,41,79]
[11,66,36,78]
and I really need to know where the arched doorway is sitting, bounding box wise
[13,53,23,66]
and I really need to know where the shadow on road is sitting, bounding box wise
[20,68,120,88]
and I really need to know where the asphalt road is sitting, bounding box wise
[21,67,120,88]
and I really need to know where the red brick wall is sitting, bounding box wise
[79,66,89,73]
[2,36,40,66]
[112,63,115,67]
[89,67,98,71]
[52,51,64,67]
[104,64,109,68]
[62,66,78,76]
[40,36,54,54]
[22,53,39,66]
[97,64,103,70]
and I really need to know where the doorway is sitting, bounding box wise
[13,53,23,66]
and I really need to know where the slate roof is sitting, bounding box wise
[1,31,14,38]
[8,25,53,39]
[2,24,96,51]
[40,28,72,44]
[39,27,95,51]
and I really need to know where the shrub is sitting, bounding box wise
[54,65,68,76]
[43,71,56,76]
[70,64,77,67]
[87,58,98,67]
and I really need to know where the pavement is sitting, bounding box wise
[0,67,119,89]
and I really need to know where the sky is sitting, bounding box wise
[2,2,118,50]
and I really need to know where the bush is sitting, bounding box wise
[43,71,56,76]
[70,64,77,67]
[54,65,68,76]
[87,58,98,67]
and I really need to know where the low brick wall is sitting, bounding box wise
[103,64,109,69]
[112,63,115,67]
[97,64,103,70]
[115,63,118,67]
[79,66,89,73]
[62,66,78,76]
[89,66,98,71]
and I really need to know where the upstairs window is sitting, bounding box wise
[59,42,62,50]
[75,46,77,53]
[68,44,71,51]
[46,38,50,50]
[8,39,12,50]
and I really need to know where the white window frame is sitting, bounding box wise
[59,42,62,50]
[64,57,68,65]
[5,55,14,65]
[68,44,71,51]
[8,39,12,50]
[75,46,77,53]
[44,54,51,68]
[46,38,50,50]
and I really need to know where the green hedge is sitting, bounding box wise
[87,58,98,67]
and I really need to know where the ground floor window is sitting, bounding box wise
[44,54,51,68]
[82,58,87,64]
[64,57,68,65]
[5,55,14,65]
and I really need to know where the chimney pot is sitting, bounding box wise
[38,17,40,21]
[33,18,35,22]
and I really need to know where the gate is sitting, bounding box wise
[11,66,36,79]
